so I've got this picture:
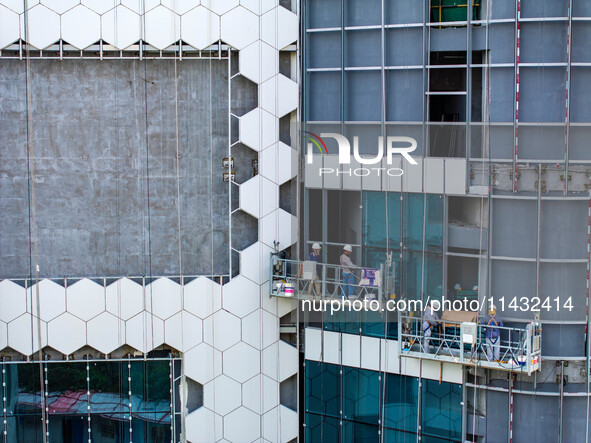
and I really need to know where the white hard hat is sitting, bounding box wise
[312,242,321,250]
[453,283,462,290]
[343,244,352,252]
[472,285,479,291]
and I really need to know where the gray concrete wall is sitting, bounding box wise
[0,59,256,278]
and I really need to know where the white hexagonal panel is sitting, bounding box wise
[242,308,278,350]
[125,311,164,353]
[220,6,258,50]
[101,5,141,50]
[259,209,297,250]
[23,4,60,49]
[224,407,260,442]
[2,0,28,14]
[239,175,279,219]
[186,407,223,443]
[260,74,298,118]
[184,342,222,384]
[61,5,101,49]
[164,310,202,352]
[203,375,241,416]
[239,40,278,84]
[48,312,86,355]
[0,280,27,323]
[120,0,160,14]
[144,5,180,50]
[203,310,240,351]
[240,0,277,15]
[181,5,220,50]
[0,5,20,49]
[66,278,105,321]
[262,340,296,382]
[106,278,144,321]
[161,0,197,14]
[184,276,222,319]
[263,405,298,442]
[148,277,182,320]
[239,108,278,152]
[0,321,7,351]
[202,0,239,15]
[239,242,274,285]
[261,6,298,49]
[260,142,297,185]
[29,279,66,322]
[81,0,115,14]
[87,312,124,354]
[223,341,260,383]
[41,0,78,14]
[222,275,259,318]
[7,314,47,356]
[242,374,278,414]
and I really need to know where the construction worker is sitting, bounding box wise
[423,300,439,353]
[308,243,322,296]
[484,305,503,362]
[340,244,355,298]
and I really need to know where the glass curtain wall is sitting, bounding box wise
[305,361,462,443]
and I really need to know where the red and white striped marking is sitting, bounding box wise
[509,377,514,443]
[514,1,521,193]
[586,185,591,341]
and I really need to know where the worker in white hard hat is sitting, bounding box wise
[423,300,439,354]
[307,243,322,296]
[340,244,355,298]
[484,304,503,362]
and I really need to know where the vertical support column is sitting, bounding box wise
[585,178,591,442]
[513,1,521,193]
[508,375,514,443]
[128,359,133,443]
[565,0,573,194]
[227,51,233,280]
[86,359,91,443]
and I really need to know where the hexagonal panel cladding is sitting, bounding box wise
[61,5,101,49]
[144,5,180,50]
[223,342,260,383]
[239,175,279,219]
[0,280,27,323]
[106,278,144,321]
[184,342,222,384]
[125,311,164,353]
[66,278,105,321]
[87,312,124,354]
[220,6,258,50]
[48,312,86,355]
[120,0,160,14]
[164,310,203,352]
[239,108,278,152]
[202,310,240,352]
[183,276,222,319]
[0,320,7,350]
[2,0,28,14]
[165,0,199,15]
[0,5,20,49]
[23,4,60,49]
[259,209,297,250]
[259,74,298,118]
[186,407,223,442]
[203,375,241,416]
[242,309,278,350]
[181,6,220,50]
[262,405,298,442]
[101,5,141,50]
[147,277,182,320]
[260,142,297,185]
[41,0,78,14]
[240,0,277,15]
[29,279,66,322]
[224,407,260,442]
[262,340,297,382]
[242,374,279,414]
[201,0,239,15]
[81,0,115,14]
[222,275,259,318]
[261,6,298,49]
[239,242,274,285]
[7,313,47,356]
[239,40,278,84]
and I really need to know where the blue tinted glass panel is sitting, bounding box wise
[363,192,387,249]
[403,193,425,251]
[424,252,443,302]
[343,420,379,442]
[384,373,418,434]
[421,380,462,442]
[342,367,380,425]
[305,361,341,417]
[306,413,341,442]
[425,194,443,251]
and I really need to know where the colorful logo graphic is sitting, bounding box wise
[303,131,328,155]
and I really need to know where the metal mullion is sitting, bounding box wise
[423,0,430,159]
[565,0,573,194]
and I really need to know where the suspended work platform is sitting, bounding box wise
[399,315,542,374]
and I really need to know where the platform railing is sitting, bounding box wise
[399,314,542,374]
[269,254,383,301]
